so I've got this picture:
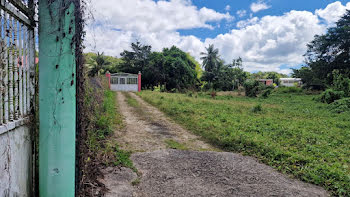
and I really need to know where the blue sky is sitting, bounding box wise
[179,0,350,40]
[85,0,350,74]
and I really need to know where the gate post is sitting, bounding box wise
[138,71,141,92]
[39,0,77,196]
[106,71,111,89]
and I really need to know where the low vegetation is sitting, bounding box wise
[80,77,134,196]
[138,90,350,196]
[164,139,188,150]
[85,82,124,166]
[124,92,140,108]
[329,98,350,113]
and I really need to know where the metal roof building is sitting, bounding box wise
[107,72,141,92]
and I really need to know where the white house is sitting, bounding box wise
[280,78,302,87]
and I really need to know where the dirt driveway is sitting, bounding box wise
[101,92,328,197]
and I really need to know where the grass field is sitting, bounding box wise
[138,90,350,196]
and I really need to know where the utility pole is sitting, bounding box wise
[39,0,77,196]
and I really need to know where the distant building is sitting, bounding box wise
[107,72,141,92]
[280,78,302,87]
[258,79,273,86]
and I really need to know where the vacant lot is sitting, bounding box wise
[138,91,350,196]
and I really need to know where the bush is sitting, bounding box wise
[251,103,263,113]
[317,89,345,104]
[277,86,302,93]
[329,98,350,113]
[332,70,350,97]
[261,89,272,98]
[244,80,260,97]
[202,82,213,91]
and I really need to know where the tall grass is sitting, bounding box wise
[138,91,350,196]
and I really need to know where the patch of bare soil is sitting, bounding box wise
[102,92,328,197]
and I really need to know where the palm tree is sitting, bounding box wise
[200,44,220,72]
[87,52,110,77]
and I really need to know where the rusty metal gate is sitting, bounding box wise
[0,0,36,196]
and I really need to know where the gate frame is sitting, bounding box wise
[0,0,37,196]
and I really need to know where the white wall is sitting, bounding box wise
[280,82,296,87]
[0,125,32,197]
[111,84,138,92]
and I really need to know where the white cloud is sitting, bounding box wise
[225,5,230,11]
[315,1,350,26]
[205,10,326,72]
[236,17,258,28]
[236,10,247,18]
[250,0,271,13]
[84,1,350,74]
[90,0,232,33]
[84,26,206,60]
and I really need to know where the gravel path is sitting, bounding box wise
[102,92,328,197]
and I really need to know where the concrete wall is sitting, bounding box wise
[0,125,32,197]
[111,84,139,92]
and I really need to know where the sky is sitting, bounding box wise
[84,0,350,74]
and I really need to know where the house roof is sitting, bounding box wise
[280,78,302,80]
[111,73,138,77]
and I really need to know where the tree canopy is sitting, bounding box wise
[118,42,199,91]
[119,42,152,74]
[84,52,123,76]
[294,10,350,89]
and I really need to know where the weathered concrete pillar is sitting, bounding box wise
[39,0,77,196]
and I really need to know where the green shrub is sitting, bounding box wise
[317,89,345,104]
[277,86,302,93]
[244,80,260,97]
[187,91,193,97]
[251,103,263,113]
[332,70,350,97]
[261,89,272,98]
[329,98,350,113]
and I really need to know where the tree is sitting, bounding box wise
[161,46,198,91]
[200,44,220,72]
[212,65,235,91]
[266,72,281,86]
[86,52,110,77]
[143,52,166,89]
[104,56,124,73]
[200,44,223,89]
[118,43,198,91]
[292,66,325,89]
[200,44,221,73]
[231,57,242,68]
[230,57,249,89]
[297,10,350,89]
[186,53,203,79]
[85,52,123,75]
[119,41,152,74]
